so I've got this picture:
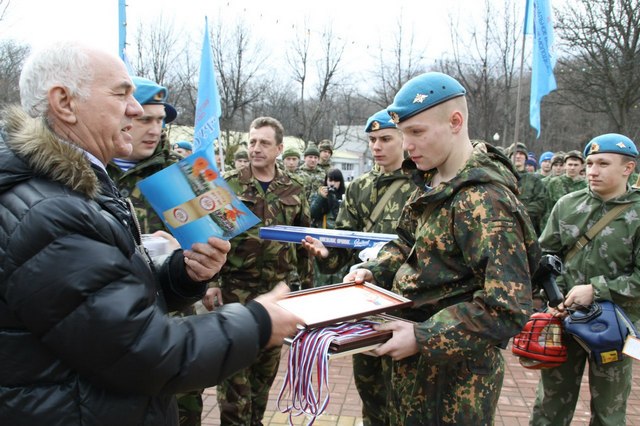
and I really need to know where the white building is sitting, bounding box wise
[331,124,373,181]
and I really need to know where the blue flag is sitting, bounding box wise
[525,0,556,138]
[194,17,222,160]
[117,0,133,74]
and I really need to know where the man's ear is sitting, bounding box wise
[450,110,464,134]
[624,160,637,176]
[47,86,77,124]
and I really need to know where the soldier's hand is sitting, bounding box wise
[151,230,181,251]
[302,236,329,258]
[254,282,303,348]
[372,320,419,360]
[343,268,374,285]
[558,284,594,313]
[183,237,231,282]
[202,287,224,311]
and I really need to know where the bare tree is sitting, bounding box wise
[368,14,427,109]
[554,0,640,138]
[0,39,29,107]
[0,0,10,22]
[130,14,180,85]
[286,23,346,144]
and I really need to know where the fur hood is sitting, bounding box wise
[0,106,100,198]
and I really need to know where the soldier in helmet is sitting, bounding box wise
[531,134,640,426]
[345,72,539,425]
[318,139,334,172]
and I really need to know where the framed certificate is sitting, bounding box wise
[278,281,413,328]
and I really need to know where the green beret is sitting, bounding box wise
[584,133,638,159]
[304,144,320,157]
[387,72,466,124]
[283,147,301,159]
[365,109,396,133]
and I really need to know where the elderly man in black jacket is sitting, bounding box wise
[0,42,300,425]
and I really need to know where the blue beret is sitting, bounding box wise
[583,133,638,159]
[132,76,177,123]
[539,151,554,162]
[387,72,466,124]
[364,109,396,133]
[173,141,193,151]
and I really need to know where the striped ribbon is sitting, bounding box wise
[277,320,379,425]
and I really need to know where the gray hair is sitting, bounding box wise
[19,41,94,118]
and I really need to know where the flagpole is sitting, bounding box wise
[513,33,527,146]
[118,0,126,59]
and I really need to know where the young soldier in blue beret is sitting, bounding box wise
[346,72,540,424]
[531,133,640,426]
[304,109,418,425]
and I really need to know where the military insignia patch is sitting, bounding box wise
[153,90,166,101]
[590,142,600,153]
[371,121,380,131]
[617,142,626,149]
[413,93,427,103]
[390,112,400,124]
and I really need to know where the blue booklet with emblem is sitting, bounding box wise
[137,149,260,248]
[259,225,396,249]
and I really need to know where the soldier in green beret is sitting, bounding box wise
[531,133,640,426]
[346,72,539,425]
[304,108,418,425]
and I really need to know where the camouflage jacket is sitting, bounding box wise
[516,170,548,234]
[362,142,540,363]
[318,160,332,173]
[546,175,587,209]
[106,134,182,234]
[318,164,417,273]
[541,186,640,322]
[219,165,313,295]
[298,165,326,203]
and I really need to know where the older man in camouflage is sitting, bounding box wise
[211,116,312,425]
[531,134,640,426]
[347,72,540,425]
[303,109,417,425]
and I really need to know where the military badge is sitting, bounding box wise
[617,142,626,149]
[590,142,600,153]
[153,90,166,102]
[371,121,380,131]
[390,111,400,124]
[413,93,427,103]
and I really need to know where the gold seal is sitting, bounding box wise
[590,142,600,153]
[371,121,380,131]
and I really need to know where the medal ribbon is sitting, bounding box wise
[277,320,379,425]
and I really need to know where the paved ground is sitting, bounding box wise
[201,343,640,425]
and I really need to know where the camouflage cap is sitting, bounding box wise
[551,153,565,165]
[283,146,301,159]
[584,133,638,159]
[387,72,466,124]
[364,109,396,133]
[564,149,585,163]
[318,139,333,154]
[234,148,249,160]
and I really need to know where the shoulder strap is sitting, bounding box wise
[364,179,406,232]
[564,203,633,263]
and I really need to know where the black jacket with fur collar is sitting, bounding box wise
[0,107,263,425]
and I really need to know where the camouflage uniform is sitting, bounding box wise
[316,163,416,425]
[298,164,326,205]
[107,132,203,426]
[216,164,312,426]
[545,174,587,212]
[531,185,640,426]
[362,143,540,425]
[107,132,182,234]
[517,170,548,235]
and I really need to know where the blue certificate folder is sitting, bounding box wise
[259,225,396,249]
[137,150,260,248]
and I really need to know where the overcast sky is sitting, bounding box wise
[0,0,498,70]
